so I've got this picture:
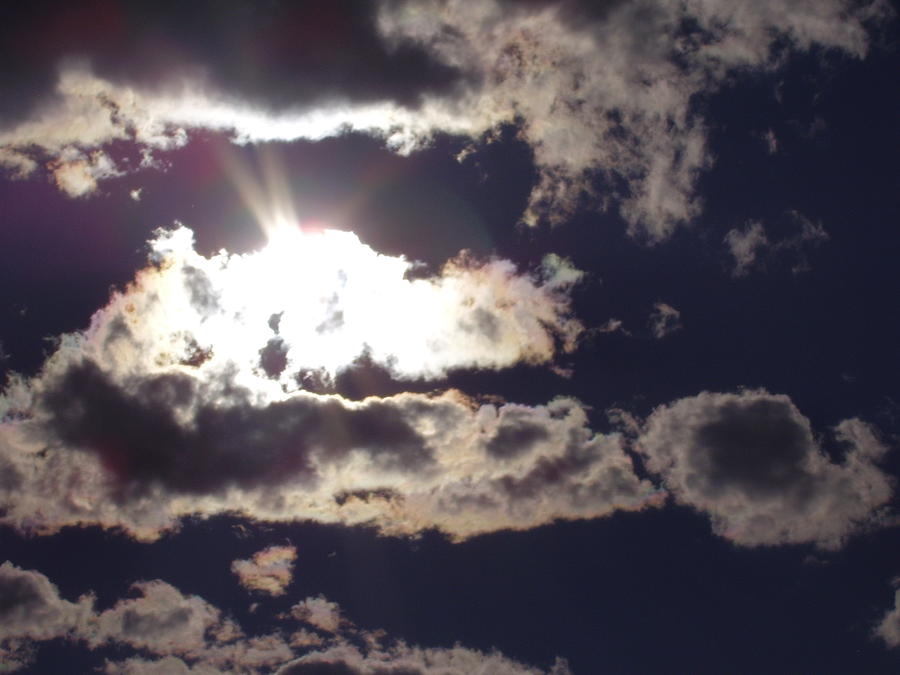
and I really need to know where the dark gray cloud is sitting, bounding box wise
[0,0,466,128]
[38,359,431,495]
[637,390,894,548]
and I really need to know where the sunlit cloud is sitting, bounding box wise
[0,221,654,542]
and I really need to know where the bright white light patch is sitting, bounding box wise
[92,223,581,393]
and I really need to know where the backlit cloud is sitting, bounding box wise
[0,224,654,542]
[636,390,894,548]
[0,1,888,237]
[0,562,567,674]
[232,545,298,597]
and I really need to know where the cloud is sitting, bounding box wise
[276,644,572,675]
[77,225,583,384]
[724,221,769,277]
[0,225,654,541]
[0,1,889,237]
[0,359,658,541]
[636,390,894,548]
[232,545,298,597]
[0,562,94,670]
[648,302,682,339]
[289,597,343,634]
[48,147,121,198]
[874,579,900,649]
[724,211,829,276]
[1,563,566,674]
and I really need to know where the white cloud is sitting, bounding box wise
[48,148,122,198]
[636,390,894,548]
[231,545,298,597]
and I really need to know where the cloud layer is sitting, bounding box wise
[0,225,655,541]
[0,561,567,675]
[0,0,889,237]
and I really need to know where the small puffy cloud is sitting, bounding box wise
[290,596,343,634]
[232,545,298,597]
[724,221,769,277]
[637,390,894,548]
[130,188,143,201]
[648,302,682,339]
[874,580,900,649]
[48,148,121,198]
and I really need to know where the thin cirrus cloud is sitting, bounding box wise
[0,0,889,239]
[0,561,569,675]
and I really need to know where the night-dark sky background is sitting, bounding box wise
[1,1,899,674]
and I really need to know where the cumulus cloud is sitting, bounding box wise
[81,225,584,384]
[648,302,682,339]
[874,579,900,649]
[637,390,894,548]
[0,1,889,238]
[232,545,298,597]
[0,224,655,541]
[1,563,566,675]
[0,562,94,670]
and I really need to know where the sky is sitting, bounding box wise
[0,0,899,673]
